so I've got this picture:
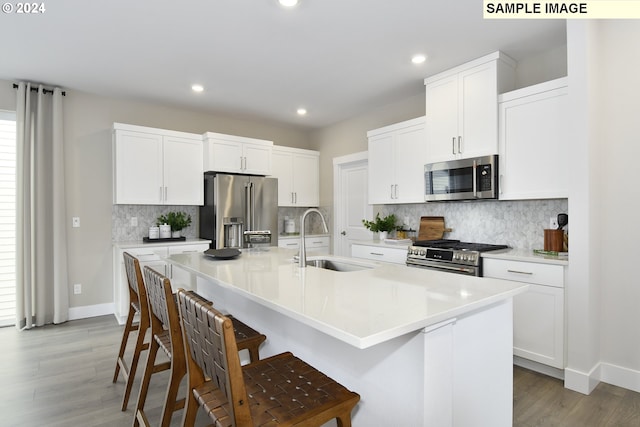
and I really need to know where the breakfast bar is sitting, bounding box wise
[167,247,528,426]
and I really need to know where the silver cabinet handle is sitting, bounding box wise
[294,192,297,204]
[291,192,295,204]
[285,243,297,246]
[164,186,168,201]
[370,252,384,256]
[390,185,394,199]
[395,184,398,199]
[458,136,462,154]
[507,269,533,275]
[499,174,503,194]
[452,137,456,155]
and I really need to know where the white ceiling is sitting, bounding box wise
[1,0,566,129]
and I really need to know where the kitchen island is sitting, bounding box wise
[167,248,528,426]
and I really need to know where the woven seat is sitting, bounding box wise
[134,269,267,427]
[177,289,360,427]
[112,252,151,411]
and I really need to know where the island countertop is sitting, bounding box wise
[167,248,528,349]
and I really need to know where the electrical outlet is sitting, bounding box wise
[73,283,82,295]
[550,217,558,229]
[72,217,80,228]
[131,217,138,227]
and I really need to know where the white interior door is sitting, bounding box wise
[333,152,373,257]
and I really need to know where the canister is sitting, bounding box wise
[159,224,171,239]
[148,226,159,239]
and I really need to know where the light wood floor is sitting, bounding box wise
[1,315,639,426]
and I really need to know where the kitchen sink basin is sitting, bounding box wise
[305,258,375,272]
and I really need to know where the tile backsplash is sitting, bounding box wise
[112,205,199,242]
[377,198,568,250]
[112,205,331,242]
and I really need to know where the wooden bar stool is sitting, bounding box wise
[112,252,151,411]
[177,289,360,427]
[134,268,267,427]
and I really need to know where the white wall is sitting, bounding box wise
[1,81,313,309]
[594,22,640,388]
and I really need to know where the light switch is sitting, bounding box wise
[72,217,80,228]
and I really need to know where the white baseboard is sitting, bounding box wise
[564,362,601,395]
[68,303,114,321]
[600,362,640,393]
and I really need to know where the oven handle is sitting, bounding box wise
[407,261,477,276]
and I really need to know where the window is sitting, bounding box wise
[0,111,16,327]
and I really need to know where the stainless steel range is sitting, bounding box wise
[406,239,508,276]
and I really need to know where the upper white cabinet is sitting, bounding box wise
[203,132,273,175]
[367,116,426,204]
[271,146,320,207]
[498,77,569,200]
[113,123,204,205]
[424,51,516,163]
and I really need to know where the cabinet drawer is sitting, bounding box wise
[351,244,407,265]
[122,246,168,262]
[278,239,300,249]
[483,258,564,287]
[168,243,210,255]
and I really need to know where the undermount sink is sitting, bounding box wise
[305,258,375,272]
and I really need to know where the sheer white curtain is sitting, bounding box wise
[15,82,69,329]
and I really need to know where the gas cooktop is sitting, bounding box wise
[412,239,509,252]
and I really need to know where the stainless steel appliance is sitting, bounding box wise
[200,172,278,249]
[406,239,508,276]
[424,155,499,202]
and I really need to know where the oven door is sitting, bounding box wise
[424,155,498,201]
[406,258,479,276]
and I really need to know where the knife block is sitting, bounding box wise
[544,229,564,252]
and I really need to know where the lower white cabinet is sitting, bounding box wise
[278,236,330,255]
[483,258,565,369]
[113,241,210,324]
[351,243,408,265]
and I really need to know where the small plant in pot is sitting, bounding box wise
[362,213,397,241]
[157,211,192,238]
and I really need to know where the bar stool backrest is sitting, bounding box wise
[177,289,252,425]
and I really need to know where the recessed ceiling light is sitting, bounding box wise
[279,0,299,7]
[191,84,204,93]
[297,108,307,116]
[411,54,427,64]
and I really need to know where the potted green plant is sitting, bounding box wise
[157,211,192,238]
[362,213,397,240]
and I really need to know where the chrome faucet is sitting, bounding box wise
[299,208,329,268]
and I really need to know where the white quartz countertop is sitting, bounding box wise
[481,248,569,266]
[114,238,211,249]
[167,247,528,349]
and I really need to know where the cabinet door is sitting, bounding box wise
[499,85,569,200]
[113,130,163,204]
[292,152,319,206]
[243,142,272,175]
[458,61,499,159]
[393,124,427,203]
[271,150,294,206]
[425,75,459,162]
[207,138,244,173]
[168,243,210,289]
[368,133,395,204]
[163,136,204,205]
[513,284,564,368]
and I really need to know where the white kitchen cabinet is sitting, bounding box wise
[278,235,330,255]
[424,51,515,163]
[367,116,426,204]
[483,258,565,370]
[498,77,569,200]
[203,132,273,175]
[113,123,204,205]
[271,146,319,207]
[113,241,210,324]
[351,243,408,265]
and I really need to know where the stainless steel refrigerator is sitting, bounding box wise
[200,172,278,249]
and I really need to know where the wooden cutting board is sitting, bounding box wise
[418,216,452,241]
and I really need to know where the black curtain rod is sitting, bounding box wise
[12,83,66,96]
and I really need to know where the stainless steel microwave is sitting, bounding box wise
[424,155,499,201]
